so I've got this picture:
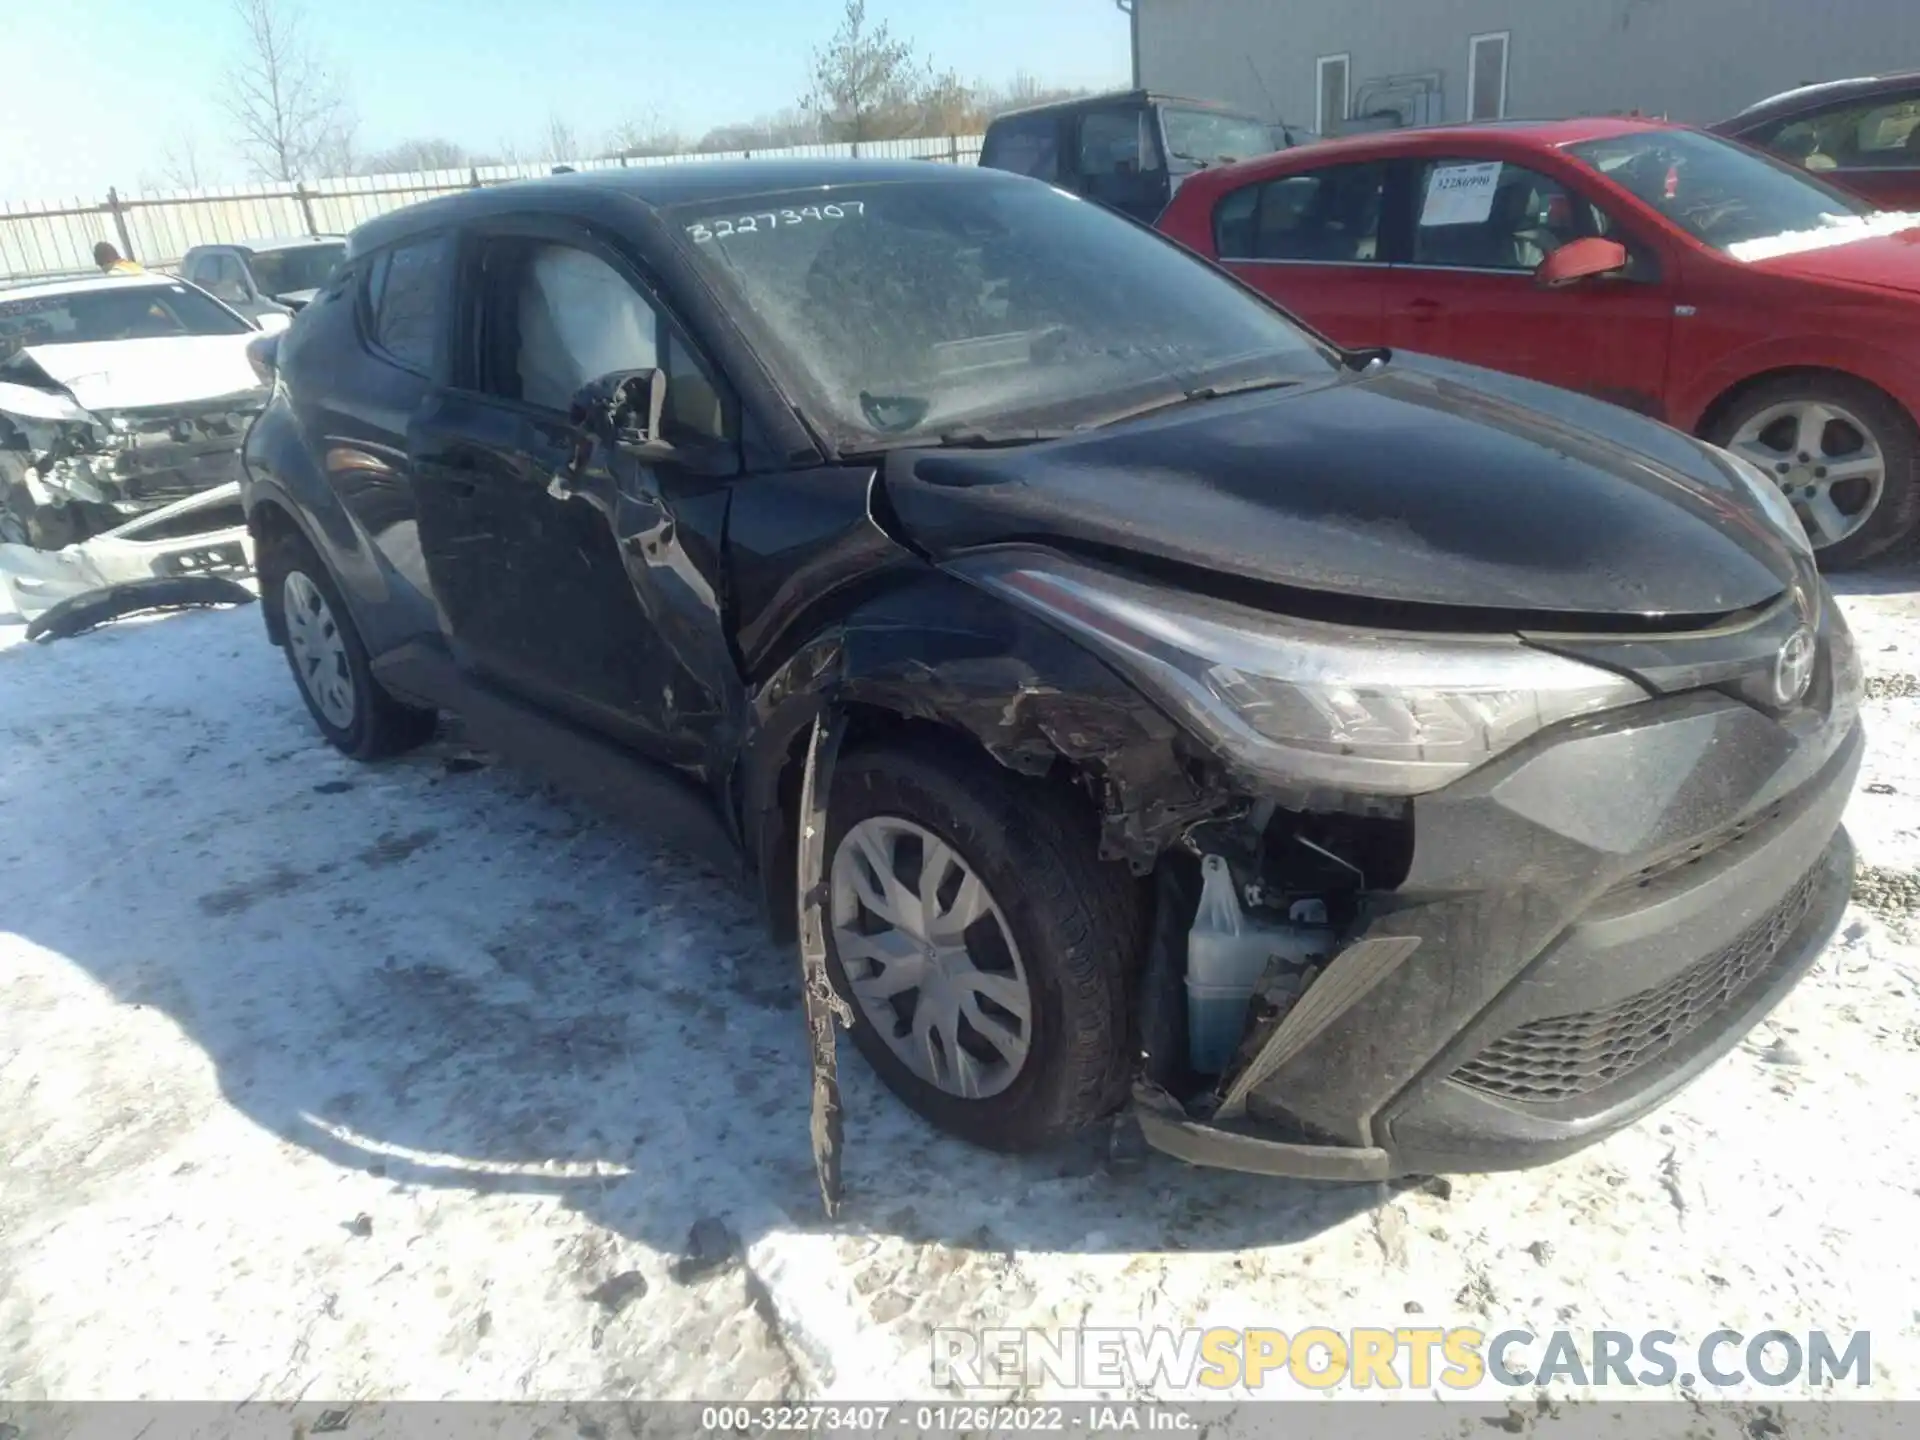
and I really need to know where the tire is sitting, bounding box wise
[1705,373,1920,570]
[823,737,1143,1152]
[266,528,437,760]
[1,479,81,550]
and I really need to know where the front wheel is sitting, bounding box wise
[1707,374,1920,569]
[823,738,1143,1152]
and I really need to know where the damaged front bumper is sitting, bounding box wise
[0,481,253,619]
[1132,620,1864,1181]
[3,390,260,525]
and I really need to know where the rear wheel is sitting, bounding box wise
[268,530,437,759]
[823,738,1143,1152]
[1707,374,1919,568]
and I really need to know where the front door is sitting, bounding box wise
[409,227,745,772]
[1379,156,1678,418]
[1208,159,1392,347]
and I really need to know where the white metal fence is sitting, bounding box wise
[0,134,986,284]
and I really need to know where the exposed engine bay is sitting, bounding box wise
[1,376,260,550]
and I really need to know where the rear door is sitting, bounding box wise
[1379,152,1677,416]
[299,232,450,607]
[1073,103,1173,222]
[1740,87,1920,209]
[408,219,742,766]
[1207,159,1392,345]
[979,112,1066,188]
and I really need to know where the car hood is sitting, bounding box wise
[1737,216,1920,294]
[7,336,263,413]
[882,357,1800,623]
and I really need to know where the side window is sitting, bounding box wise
[1760,94,1920,171]
[981,116,1060,182]
[197,252,249,304]
[1212,163,1387,263]
[1412,159,1584,272]
[479,241,729,443]
[1078,108,1163,177]
[365,234,448,373]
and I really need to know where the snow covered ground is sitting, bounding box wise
[1,571,1916,1422]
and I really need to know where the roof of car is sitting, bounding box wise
[1180,114,1682,176]
[1713,71,1920,132]
[184,235,347,255]
[0,273,184,302]
[347,158,1023,254]
[988,89,1267,123]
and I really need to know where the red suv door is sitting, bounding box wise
[1377,154,1681,419]
[1204,160,1393,346]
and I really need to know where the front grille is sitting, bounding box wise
[1453,864,1823,1104]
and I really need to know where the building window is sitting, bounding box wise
[1468,31,1509,121]
[1316,53,1350,136]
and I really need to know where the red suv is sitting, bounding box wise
[1157,118,1920,567]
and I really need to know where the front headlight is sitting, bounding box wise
[1711,445,1815,557]
[950,550,1649,796]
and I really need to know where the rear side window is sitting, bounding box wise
[1078,107,1164,177]
[981,115,1060,182]
[1212,162,1387,262]
[364,234,448,373]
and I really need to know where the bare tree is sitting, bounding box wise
[225,0,353,181]
[362,137,471,174]
[605,111,688,159]
[540,114,580,164]
[155,133,210,191]
[803,0,931,144]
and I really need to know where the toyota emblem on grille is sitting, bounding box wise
[1773,626,1817,707]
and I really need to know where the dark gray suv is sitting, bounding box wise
[238,160,1860,1190]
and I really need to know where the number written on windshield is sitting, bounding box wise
[687,201,865,243]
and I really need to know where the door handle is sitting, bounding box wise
[1407,297,1443,319]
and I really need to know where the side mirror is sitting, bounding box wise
[1535,236,1631,289]
[569,368,670,456]
[245,332,280,384]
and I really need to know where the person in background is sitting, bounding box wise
[93,241,144,275]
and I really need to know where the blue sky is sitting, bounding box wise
[0,0,1132,201]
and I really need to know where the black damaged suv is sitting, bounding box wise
[241,160,1862,1182]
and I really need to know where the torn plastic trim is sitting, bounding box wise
[24,574,257,643]
[0,481,253,620]
[795,706,854,1218]
[1127,931,1424,1179]
[1131,1079,1391,1181]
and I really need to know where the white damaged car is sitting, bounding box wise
[1,273,272,612]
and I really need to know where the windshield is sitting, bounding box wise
[1566,127,1882,254]
[669,177,1332,449]
[249,242,345,296]
[0,280,252,360]
[1162,107,1281,168]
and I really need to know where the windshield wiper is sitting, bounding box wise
[1086,374,1302,430]
[932,425,1071,447]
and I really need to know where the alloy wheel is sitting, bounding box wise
[282,570,357,730]
[1727,399,1886,549]
[829,815,1033,1100]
